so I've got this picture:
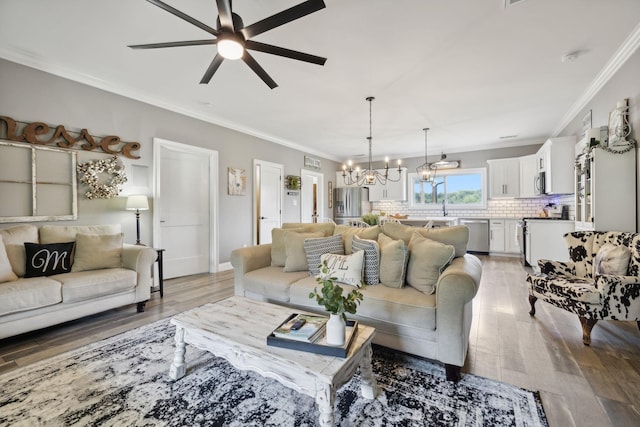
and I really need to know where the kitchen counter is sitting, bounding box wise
[396,217,459,227]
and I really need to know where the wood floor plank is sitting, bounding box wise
[1,257,639,426]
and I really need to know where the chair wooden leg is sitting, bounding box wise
[579,317,598,345]
[528,295,537,316]
[637,320,640,332]
[445,364,461,382]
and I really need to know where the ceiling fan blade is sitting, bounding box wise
[245,40,326,66]
[128,39,217,49]
[200,54,225,84]
[241,0,326,39]
[242,51,278,89]
[215,0,234,31]
[146,0,219,36]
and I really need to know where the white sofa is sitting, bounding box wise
[231,222,483,381]
[0,224,157,339]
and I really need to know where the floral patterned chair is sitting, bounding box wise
[526,231,640,345]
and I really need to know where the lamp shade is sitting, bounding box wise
[126,195,149,211]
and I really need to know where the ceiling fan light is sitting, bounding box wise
[218,37,244,60]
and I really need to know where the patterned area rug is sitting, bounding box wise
[1,319,548,426]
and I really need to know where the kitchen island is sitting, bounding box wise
[394,217,459,228]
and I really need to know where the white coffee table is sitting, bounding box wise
[169,296,377,426]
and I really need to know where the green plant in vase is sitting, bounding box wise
[309,260,365,345]
[361,213,379,226]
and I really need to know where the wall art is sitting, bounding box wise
[77,156,128,199]
[228,167,246,196]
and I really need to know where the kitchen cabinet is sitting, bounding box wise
[519,154,538,198]
[367,168,407,201]
[488,158,519,198]
[526,219,574,271]
[574,139,636,232]
[536,136,575,194]
[490,219,519,254]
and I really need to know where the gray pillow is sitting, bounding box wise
[352,235,380,285]
[304,234,344,275]
[283,232,324,272]
[407,233,455,294]
[271,227,306,267]
[71,233,123,272]
[377,233,408,288]
[594,243,630,275]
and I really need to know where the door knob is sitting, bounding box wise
[260,216,268,220]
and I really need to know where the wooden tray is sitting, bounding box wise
[267,318,358,358]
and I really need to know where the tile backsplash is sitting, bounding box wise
[372,194,575,219]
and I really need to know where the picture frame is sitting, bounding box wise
[328,181,333,208]
[228,167,246,196]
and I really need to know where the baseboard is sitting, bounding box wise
[218,262,233,271]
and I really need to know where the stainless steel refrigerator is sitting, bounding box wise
[333,187,370,224]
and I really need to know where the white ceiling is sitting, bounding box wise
[1,0,640,163]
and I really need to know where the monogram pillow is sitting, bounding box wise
[24,242,75,278]
[320,251,364,287]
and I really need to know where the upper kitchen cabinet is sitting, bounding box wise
[574,138,636,232]
[537,136,575,194]
[367,168,408,201]
[519,154,538,198]
[488,158,520,198]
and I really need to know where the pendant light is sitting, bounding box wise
[342,97,402,186]
[416,127,434,182]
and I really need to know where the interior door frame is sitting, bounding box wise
[300,169,324,223]
[253,159,283,245]
[153,137,219,273]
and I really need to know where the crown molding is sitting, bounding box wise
[551,21,640,136]
[0,48,343,163]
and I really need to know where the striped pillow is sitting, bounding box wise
[304,234,345,275]
[352,235,380,285]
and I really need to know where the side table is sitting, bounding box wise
[151,248,165,298]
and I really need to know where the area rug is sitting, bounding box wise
[0,318,548,426]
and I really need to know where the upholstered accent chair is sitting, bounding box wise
[526,231,640,345]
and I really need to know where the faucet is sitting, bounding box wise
[442,199,448,217]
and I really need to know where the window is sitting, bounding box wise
[409,168,487,209]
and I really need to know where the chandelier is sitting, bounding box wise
[416,127,434,183]
[342,96,402,186]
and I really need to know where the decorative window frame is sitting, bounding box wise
[0,140,78,223]
[408,167,487,210]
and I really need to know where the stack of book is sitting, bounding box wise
[272,314,327,342]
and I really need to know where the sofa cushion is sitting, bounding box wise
[333,224,382,254]
[594,243,630,276]
[320,251,364,286]
[39,224,122,244]
[271,227,305,267]
[378,233,408,288]
[381,222,415,245]
[244,266,309,302]
[24,242,74,278]
[289,276,436,330]
[0,224,39,277]
[71,233,123,272]
[0,277,62,316]
[282,222,335,237]
[407,233,455,295]
[303,234,344,275]
[352,235,380,286]
[56,268,136,303]
[283,232,324,272]
[0,236,18,282]
[423,225,469,258]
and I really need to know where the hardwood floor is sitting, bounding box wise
[1,257,639,426]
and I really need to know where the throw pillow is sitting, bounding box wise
[71,233,124,272]
[0,224,39,277]
[271,227,306,267]
[407,233,455,294]
[377,233,408,288]
[423,225,469,257]
[320,251,364,287]
[304,234,345,275]
[594,243,631,276]
[283,232,324,272]
[0,236,18,282]
[333,224,382,254]
[283,222,335,237]
[352,235,380,285]
[381,222,415,245]
[24,242,74,278]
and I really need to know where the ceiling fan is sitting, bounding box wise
[128,0,327,89]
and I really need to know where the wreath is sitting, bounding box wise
[77,156,128,199]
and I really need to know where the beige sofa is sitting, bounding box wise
[230,222,482,381]
[0,224,157,340]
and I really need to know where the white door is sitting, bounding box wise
[154,138,218,279]
[253,159,283,245]
[300,169,324,223]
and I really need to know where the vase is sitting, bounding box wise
[326,313,346,346]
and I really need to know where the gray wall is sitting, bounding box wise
[557,48,640,227]
[0,59,340,263]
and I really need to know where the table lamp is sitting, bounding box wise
[126,195,149,245]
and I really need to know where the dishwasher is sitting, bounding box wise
[459,218,490,254]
